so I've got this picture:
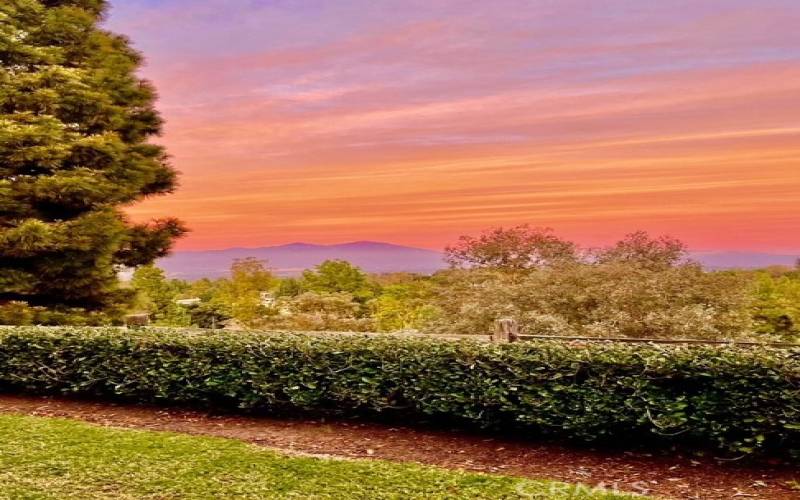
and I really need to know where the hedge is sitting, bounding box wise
[0,327,798,458]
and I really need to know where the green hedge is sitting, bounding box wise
[0,327,798,458]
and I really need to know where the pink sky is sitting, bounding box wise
[107,0,800,251]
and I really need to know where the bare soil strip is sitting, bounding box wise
[0,394,796,499]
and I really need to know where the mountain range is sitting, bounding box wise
[157,241,446,279]
[689,251,799,270]
[157,242,799,280]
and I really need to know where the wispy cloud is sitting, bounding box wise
[107,0,800,251]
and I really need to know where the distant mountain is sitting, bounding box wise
[157,243,799,280]
[690,251,799,270]
[157,241,447,279]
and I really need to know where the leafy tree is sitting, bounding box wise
[373,279,439,331]
[431,231,753,339]
[185,302,229,329]
[595,231,687,270]
[229,258,274,292]
[300,260,379,305]
[216,258,275,328]
[445,225,577,272]
[129,264,190,326]
[274,277,303,298]
[130,265,173,310]
[281,291,373,331]
[0,1,186,315]
[750,270,800,341]
[180,277,229,328]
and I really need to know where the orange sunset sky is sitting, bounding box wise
[107,0,800,252]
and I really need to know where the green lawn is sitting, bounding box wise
[0,414,637,499]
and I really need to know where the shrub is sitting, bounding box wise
[0,327,797,458]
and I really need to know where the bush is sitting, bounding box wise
[0,327,797,458]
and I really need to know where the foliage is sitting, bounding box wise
[300,259,380,304]
[215,258,275,327]
[185,301,230,329]
[267,291,375,331]
[373,279,440,331]
[129,264,190,326]
[430,232,754,339]
[0,414,626,499]
[445,225,578,271]
[595,231,688,270]
[0,0,185,315]
[182,277,231,328]
[750,268,800,341]
[127,259,273,329]
[274,276,303,297]
[0,300,119,325]
[123,260,424,332]
[109,230,799,339]
[228,257,275,291]
[1,327,797,458]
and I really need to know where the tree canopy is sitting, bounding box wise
[444,225,578,271]
[0,0,186,314]
[432,230,754,339]
[300,260,379,303]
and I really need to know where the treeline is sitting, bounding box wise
[2,226,799,341]
[121,228,800,341]
[126,258,435,333]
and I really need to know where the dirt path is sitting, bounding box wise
[0,394,796,499]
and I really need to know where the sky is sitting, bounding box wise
[106,0,800,252]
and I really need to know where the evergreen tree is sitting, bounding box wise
[0,0,186,313]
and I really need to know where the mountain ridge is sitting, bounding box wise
[158,241,446,279]
[157,242,799,280]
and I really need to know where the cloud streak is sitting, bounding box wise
[107,0,800,252]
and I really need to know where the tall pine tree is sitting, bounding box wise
[0,0,186,314]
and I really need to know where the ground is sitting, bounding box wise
[0,412,626,500]
[0,395,797,499]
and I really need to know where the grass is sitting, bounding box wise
[0,414,638,499]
